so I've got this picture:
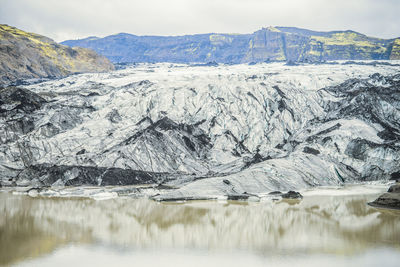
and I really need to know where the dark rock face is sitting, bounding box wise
[0,87,46,115]
[369,182,400,210]
[391,171,400,181]
[109,117,213,173]
[62,27,397,64]
[281,191,303,199]
[152,195,214,202]
[223,179,231,185]
[76,149,86,155]
[324,73,400,137]
[14,164,167,187]
[388,184,400,193]
[369,191,400,210]
[303,147,320,155]
[227,194,250,201]
[345,139,372,161]
[316,73,400,180]
[0,87,46,144]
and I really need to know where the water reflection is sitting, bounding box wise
[1,190,399,266]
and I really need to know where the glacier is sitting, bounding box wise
[1,61,399,200]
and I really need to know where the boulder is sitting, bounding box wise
[388,184,400,193]
[368,191,400,210]
[281,191,303,199]
[368,183,400,210]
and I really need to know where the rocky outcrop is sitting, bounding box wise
[0,87,46,115]
[390,39,400,60]
[388,184,400,193]
[0,24,114,86]
[62,26,398,63]
[14,164,168,187]
[281,191,303,199]
[369,183,400,210]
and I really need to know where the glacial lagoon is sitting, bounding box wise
[1,184,399,267]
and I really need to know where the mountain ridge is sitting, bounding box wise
[0,24,114,87]
[62,26,400,63]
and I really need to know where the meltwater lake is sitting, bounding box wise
[1,184,400,267]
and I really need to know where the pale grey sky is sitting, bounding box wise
[0,0,399,42]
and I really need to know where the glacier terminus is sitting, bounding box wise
[1,61,400,201]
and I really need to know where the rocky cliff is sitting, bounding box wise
[390,38,400,60]
[0,24,114,86]
[62,26,399,63]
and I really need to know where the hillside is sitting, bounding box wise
[0,24,114,86]
[390,38,400,59]
[62,26,400,63]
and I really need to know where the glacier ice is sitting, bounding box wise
[1,62,399,200]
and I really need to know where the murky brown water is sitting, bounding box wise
[1,185,400,266]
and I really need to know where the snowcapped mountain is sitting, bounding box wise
[1,61,399,200]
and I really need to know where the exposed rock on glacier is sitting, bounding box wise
[15,164,169,187]
[388,183,400,193]
[1,62,400,199]
[369,182,400,210]
[0,87,47,143]
[281,191,303,199]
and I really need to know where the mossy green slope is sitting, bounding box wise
[245,28,395,62]
[0,24,114,86]
[390,39,400,60]
[300,31,393,61]
[62,26,398,63]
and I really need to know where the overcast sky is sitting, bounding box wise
[0,0,399,42]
